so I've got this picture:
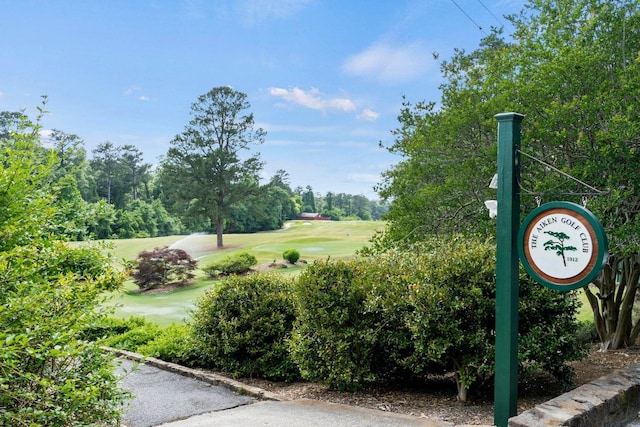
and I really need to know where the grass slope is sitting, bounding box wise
[104,220,384,326]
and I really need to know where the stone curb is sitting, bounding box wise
[509,362,640,427]
[105,347,288,402]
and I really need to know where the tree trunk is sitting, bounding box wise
[215,214,224,248]
[586,254,640,351]
[455,375,468,403]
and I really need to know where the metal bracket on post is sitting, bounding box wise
[494,112,524,427]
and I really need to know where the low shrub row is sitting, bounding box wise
[104,236,587,402]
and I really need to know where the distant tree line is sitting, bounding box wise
[1,102,387,242]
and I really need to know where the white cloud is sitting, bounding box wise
[342,41,431,84]
[39,129,53,139]
[357,108,380,122]
[269,87,356,113]
[0,91,4,97]
[39,129,54,148]
[139,95,150,101]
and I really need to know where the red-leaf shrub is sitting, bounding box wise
[131,246,197,290]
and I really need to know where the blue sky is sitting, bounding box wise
[1,0,525,199]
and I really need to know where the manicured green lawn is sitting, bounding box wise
[94,220,597,328]
[101,220,385,326]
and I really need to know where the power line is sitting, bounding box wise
[450,0,486,35]
[476,0,504,27]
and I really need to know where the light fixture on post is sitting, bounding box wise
[489,173,498,189]
[484,200,497,218]
[485,173,499,217]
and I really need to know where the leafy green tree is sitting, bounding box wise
[0,111,24,140]
[369,199,389,221]
[162,86,266,247]
[43,130,97,239]
[49,128,85,171]
[91,141,121,205]
[0,109,127,425]
[351,195,372,220]
[152,198,183,236]
[269,170,300,221]
[325,191,334,210]
[301,185,316,212]
[120,144,151,201]
[227,173,299,233]
[85,199,118,239]
[507,0,640,349]
[377,0,640,350]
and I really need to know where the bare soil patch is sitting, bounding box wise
[240,345,640,425]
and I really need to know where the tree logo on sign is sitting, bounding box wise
[542,230,578,267]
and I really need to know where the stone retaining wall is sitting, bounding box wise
[509,363,640,427]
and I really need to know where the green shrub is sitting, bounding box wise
[575,320,599,344]
[191,273,299,381]
[0,112,128,426]
[83,316,148,342]
[290,259,382,390]
[202,252,257,277]
[290,236,585,401]
[290,257,415,390]
[101,322,161,350]
[517,281,586,389]
[137,324,199,366]
[0,245,128,426]
[47,242,112,279]
[282,249,300,263]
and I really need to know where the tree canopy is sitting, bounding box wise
[161,86,267,247]
[376,0,640,349]
[0,104,127,425]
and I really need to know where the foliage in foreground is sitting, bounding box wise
[1,245,127,426]
[103,237,584,402]
[191,273,299,381]
[290,237,585,400]
[93,316,198,367]
[375,0,640,351]
[0,110,128,426]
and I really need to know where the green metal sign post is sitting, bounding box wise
[494,112,524,427]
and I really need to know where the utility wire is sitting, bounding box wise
[476,0,504,27]
[450,0,486,35]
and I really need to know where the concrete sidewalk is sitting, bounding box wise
[115,350,490,427]
[157,399,451,427]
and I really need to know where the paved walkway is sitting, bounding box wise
[115,353,481,427]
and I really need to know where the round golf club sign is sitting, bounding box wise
[518,201,608,291]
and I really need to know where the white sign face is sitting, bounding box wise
[519,202,608,291]
[525,212,593,280]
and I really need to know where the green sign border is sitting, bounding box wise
[518,201,608,291]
